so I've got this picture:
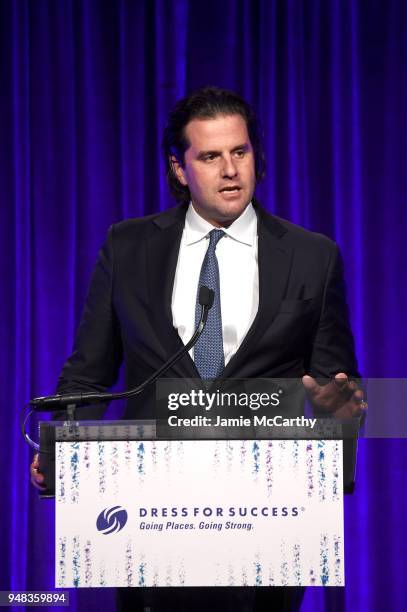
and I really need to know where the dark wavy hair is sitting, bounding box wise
[162,86,266,203]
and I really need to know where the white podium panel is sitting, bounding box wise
[55,440,344,587]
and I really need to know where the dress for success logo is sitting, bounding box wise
[96,506,128,534]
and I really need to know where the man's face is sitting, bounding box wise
[172,114,256,227]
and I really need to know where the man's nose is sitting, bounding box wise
[221,155,238,178]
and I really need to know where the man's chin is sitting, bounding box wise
[191,196,251,227]
[215,197,250,224]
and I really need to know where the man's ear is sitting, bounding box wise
[170,155,188,186]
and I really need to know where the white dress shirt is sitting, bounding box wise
[171,202,259,365]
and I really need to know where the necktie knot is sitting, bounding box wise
[208,229,225,251]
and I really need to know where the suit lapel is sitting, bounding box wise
[220,203,293,379]
[146,204,200,379]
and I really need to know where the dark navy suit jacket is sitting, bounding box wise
[57,200,359,418]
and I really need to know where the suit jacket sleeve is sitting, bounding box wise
[307,243,360,380]
[56,225,123,416]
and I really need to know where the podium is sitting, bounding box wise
[39,419,348,588]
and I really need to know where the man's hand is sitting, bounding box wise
[302,373,367,420]
[30,453,47,490]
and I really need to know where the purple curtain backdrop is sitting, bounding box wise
[1,1,406,610]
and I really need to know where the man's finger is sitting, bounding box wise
[30,454,40,475]
[30,469,46,489]
[356,397,368,411]
[302,375,320,395]
[334,373,349,390]
[31,476,47,491]
[30,454,47,490]
[30,466,44,481]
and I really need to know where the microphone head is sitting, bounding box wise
[199,285,214,309]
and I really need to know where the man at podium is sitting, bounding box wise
[31,86,365,611]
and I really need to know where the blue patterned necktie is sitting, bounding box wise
[194,229,226,380]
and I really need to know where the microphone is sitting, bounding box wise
[30,286,214,411]
[198,285,214,309]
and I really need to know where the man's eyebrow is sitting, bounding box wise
[231,143,250,152]
[196,143,249,158]
[196,149,220,159]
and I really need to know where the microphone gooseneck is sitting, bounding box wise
[29,286,215,411]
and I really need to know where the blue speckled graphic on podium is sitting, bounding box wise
[56,440,344,587]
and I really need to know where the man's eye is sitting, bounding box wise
[204,154,217,161]
[234,150,245,158]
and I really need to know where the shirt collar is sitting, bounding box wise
[184,202,257,246]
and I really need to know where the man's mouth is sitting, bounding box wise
[219,186,242,194]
